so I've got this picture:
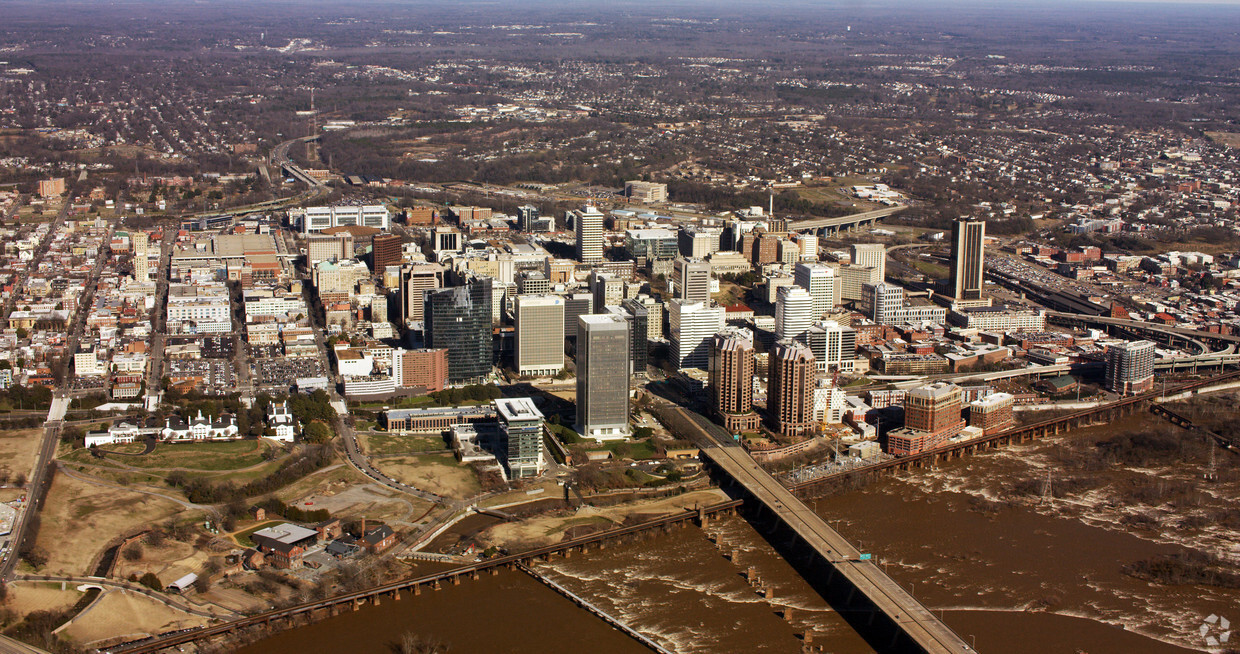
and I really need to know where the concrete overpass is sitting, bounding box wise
[674,407,973,654]
[788,206,904,234]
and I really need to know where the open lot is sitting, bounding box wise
[358,431,446,456]
[374,455,481,500]
[480,489,730,549]
[0,428,45,482]
[34,472,188,576]
[61,589,208,647]
[112,538,209,586]
[5,581,83,615]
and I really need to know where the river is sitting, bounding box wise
[242,417,1234,653]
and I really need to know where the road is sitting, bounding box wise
[143,224,179,408]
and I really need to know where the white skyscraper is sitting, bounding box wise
[850,243,886,280]
[514,295,565,376]
[669,299,725,370]
[776,286,813,342]
[674,257,712,304]
[794,262,837,319]
[572,205,605,264]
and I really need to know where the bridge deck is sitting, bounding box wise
[687,411,972,654]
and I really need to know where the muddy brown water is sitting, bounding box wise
[242,436,1231,653]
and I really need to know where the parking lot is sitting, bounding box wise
[168,358,236,395]
[255,357,327,390]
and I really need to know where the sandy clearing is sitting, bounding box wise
[377,456,481,499]
[6,582,83,614]
[60,589,208,647]
[0,428,44,482]
[481,489,729,548]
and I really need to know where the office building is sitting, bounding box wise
[296,205,390,234]
[424,279,493,384]
[794,262,837,319]
[669,299,725,370]
[804,322,857,372]
[514,295,565,377]
[624,180,668,203]
[624,296,663,341]
[517,271,551,296]
[433,225,462,256]
[625,228,678,263]
[969,392,1015,435]
[390,348,449,392]
[768,341,816,438]
[850,243,886,280]
[775,286,813,342]
[674,257,712,304]
[812,379,847,426]
[495,397,546,479]
[572,205,605,264]
[590,272,625,312]
[38,177,66,197]
[710,332,760,433]
[1105,340,1155,395]
[307,234,353,265]
[372,233,403,274]
[133,252,149,282]
[862,282,947,326]
[518,205,553,232]
[839,265,881,302]
[887,382,965,456]
[679,226,722,260]
[575,314,631,440]
[608,304,649,377]
[563,293,594,341]
[399,263,443,325]
[949,218,986,301]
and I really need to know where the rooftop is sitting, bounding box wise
[495,397,544,422]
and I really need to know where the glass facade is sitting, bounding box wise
[424,279,493,384]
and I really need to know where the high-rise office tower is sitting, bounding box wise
[495,397,546,479]
[514,295,565,377]
[608,304,648,377]
[372,233,403,275]
[850,243,886,280]
[768,340,816,438]
[424,279,492,384]
[572,205,605,264]
[575,314,631,440]
[133,253,149,282]
[775,286,813,342]
[1105,340,1155,395]
[710,332,760,432]
[804,322,857,372]
[794,262,836,319]
[563,293,594,341]
[669,299,725,370]
[399,263,443,325]
[674,257,712,304]
[949,218,986,301]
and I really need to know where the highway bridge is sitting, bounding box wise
[673,407,973,654]
[788,369,1240,499]
[110,500,743,654]
[788,206,904,233]
[270,136,327,189]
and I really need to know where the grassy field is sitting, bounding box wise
[1206,131,1240,148]
[361,431,447,456]
[908,257,949,280]
[62,439,272,471]
[35,472,188,576]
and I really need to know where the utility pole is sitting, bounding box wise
[1205,440,1217,482]
[1040,469,1053,504]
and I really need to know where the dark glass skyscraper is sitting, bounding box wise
[424,279,493,384]
[949,218,986,301]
